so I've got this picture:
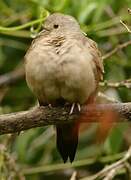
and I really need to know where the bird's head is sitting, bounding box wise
[41,13,80,35]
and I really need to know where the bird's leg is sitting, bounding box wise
[69,103,81,114]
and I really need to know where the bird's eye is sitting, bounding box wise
[53,24,59,29]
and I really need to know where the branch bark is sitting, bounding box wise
[0,102,130,135]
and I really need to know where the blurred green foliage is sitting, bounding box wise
[0,0,131,179]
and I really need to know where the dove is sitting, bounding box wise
[25,13,104,163]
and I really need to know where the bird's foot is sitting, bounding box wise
[69,103,81,114]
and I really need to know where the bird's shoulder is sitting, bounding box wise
[76,34,104,81]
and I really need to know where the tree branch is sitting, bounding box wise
[0,102,130,135]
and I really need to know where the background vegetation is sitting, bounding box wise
[0,0,130,179]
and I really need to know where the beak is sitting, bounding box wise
[37,26,49,37]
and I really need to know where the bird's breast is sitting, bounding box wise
[25,38,96,104]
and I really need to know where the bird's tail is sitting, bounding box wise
[56,122,79,163]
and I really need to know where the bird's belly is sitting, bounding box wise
[58,57,96,104]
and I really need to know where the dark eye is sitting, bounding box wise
[53,24,59,29]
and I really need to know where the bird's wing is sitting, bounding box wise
[84,36,104,82]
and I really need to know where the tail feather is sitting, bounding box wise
[56,127,69,163]
[56,122,79,163]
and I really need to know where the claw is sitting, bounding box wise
[69,103,75,114]
[77,103,81,112]
[69,103,81,114]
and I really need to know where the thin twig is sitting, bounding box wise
[97,92,118,103]
[102,40,131,60]
[81,146,131,180]
[100,79,131,89]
